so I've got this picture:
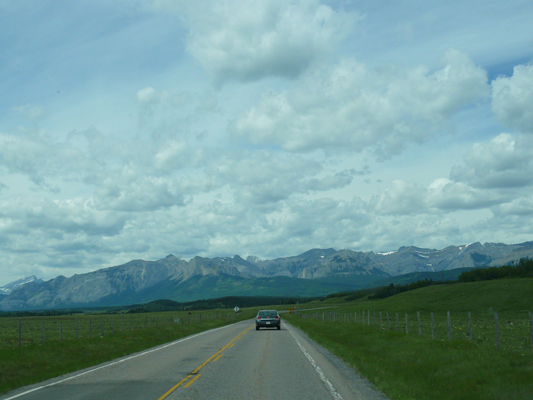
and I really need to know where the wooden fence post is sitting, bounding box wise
[529,311,533,353]
[447,311,451,341]
[417,311,421,335]
[396,313,399,331]
[431,313,435,339]
[89,320,92,338]
[468,312,472,341]
[495,312,500,350]
[405,314,409,334]
[387,312,390,330]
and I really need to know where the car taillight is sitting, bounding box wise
[275,316,279,319]
[257,316,261,320]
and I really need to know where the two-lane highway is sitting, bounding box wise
[2,319,388,400]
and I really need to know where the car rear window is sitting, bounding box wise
[259,311,277,318]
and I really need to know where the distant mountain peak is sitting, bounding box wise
[0,275,43,295]
[298,248,337,258]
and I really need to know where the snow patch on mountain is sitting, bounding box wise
[0,276,43,295]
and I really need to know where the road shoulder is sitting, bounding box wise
[283,320,389,400]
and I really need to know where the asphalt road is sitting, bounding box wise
[2,319,388,400]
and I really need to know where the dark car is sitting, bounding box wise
[255,309,281,330]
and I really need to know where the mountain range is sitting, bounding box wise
[1,241,532,311]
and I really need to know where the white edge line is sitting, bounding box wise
[3,321,245,400]
[285,322,343,400]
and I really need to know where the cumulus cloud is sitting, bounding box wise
[0,131,95,186]
[492,64,533,133]
[252,200,349,253]
[153,140,195,170]
[210,151,323,207]
[363,214,462,251]
[231,49,489,157]
[426,178,502,211]
[493,196,533,217]
[0,197,126,238]
[136,86,192,107]
[450,133,533,189]
[137,87,167,105]
[155,0,358,84]
[372,176,505,217]
[370,131,533,219]
[372,180,426,215]
[304,170,355,191]
[94,176,186,212]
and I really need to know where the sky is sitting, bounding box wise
[1,0,533,286]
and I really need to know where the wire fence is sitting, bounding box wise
[0,312,240,349]
[297,309,533,353]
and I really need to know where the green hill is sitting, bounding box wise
[368,267,478,287]
[321,277,533,314]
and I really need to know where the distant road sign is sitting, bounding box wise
[289,308,293,314]
[234,306,240,313]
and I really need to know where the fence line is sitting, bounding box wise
[2,311,240,349]
[297,310,533,352]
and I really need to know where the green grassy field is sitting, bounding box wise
[0,310,241,348]
[285,277,533,400]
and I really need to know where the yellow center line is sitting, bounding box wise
[157,325,253,400]
[183,374,201,388]
[213,354,223,362]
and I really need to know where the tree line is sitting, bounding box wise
[125,295,317,313]
[368,258,532,300]
[457,257,533,282]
